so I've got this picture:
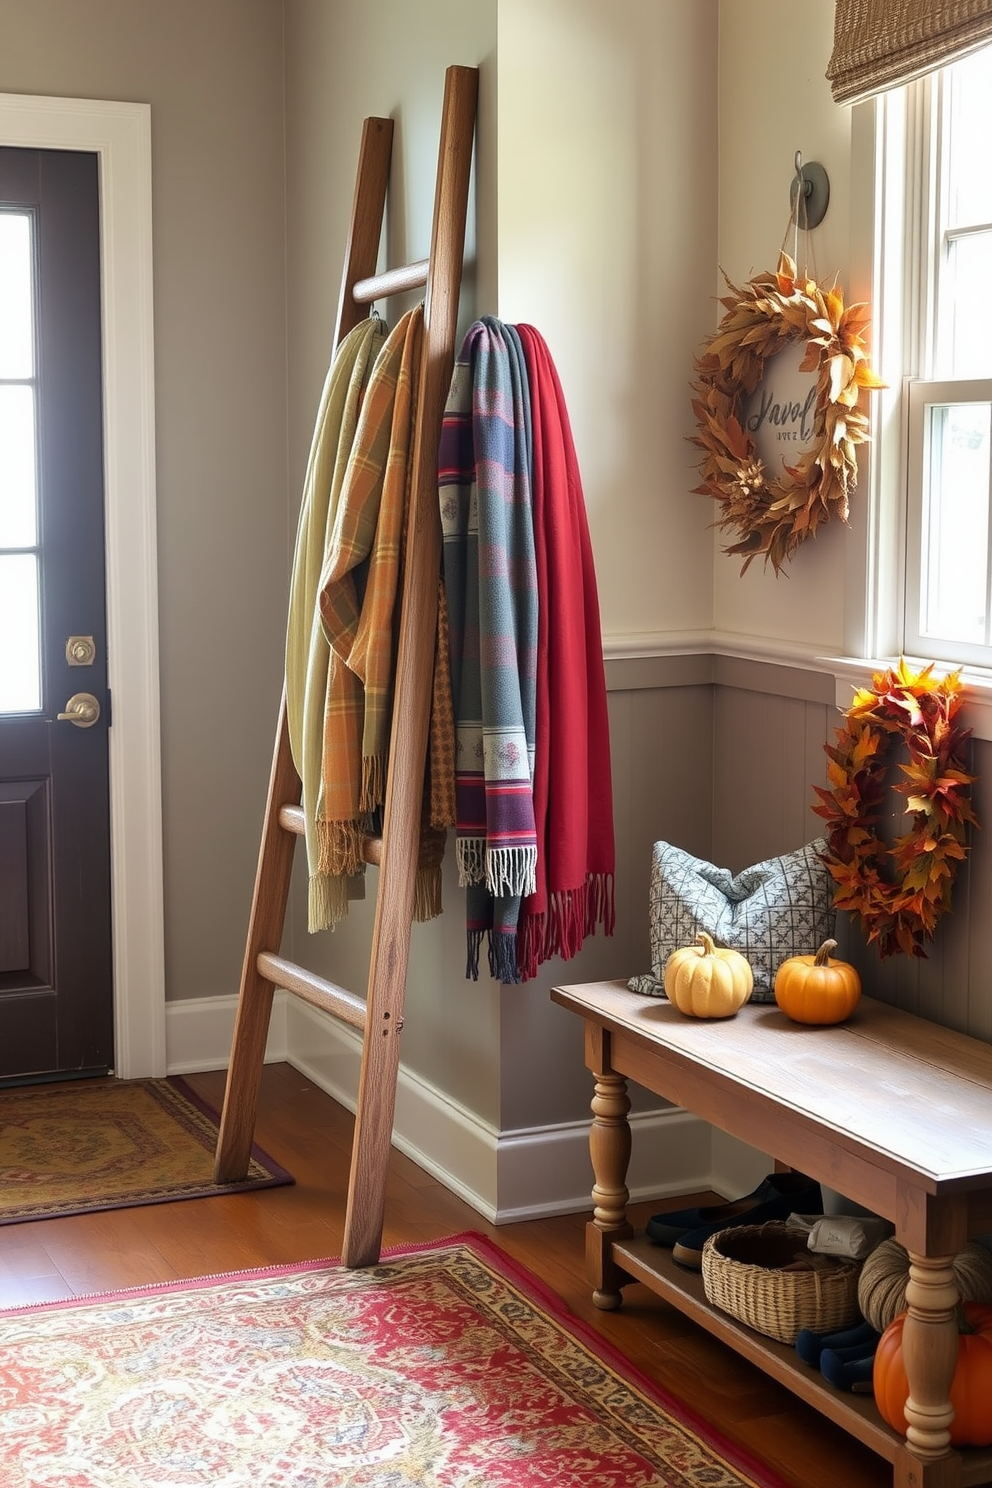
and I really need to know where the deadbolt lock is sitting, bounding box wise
[57,692,101,728]
[66,636,97,666]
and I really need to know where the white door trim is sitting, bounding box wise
[0,94,166,1078]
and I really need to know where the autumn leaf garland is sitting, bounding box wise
[813,660,977,959]
[690,252,884,574]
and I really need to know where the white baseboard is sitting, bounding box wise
[493,1106,714,1223]
[283,997,500,1218]
[284,995,718,1221]
[165,991,288,1073]
[164,992,752,1223]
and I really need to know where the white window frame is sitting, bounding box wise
[905,380,992,664]
[846,54,992,688]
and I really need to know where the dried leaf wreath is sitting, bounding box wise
[690,252,884,574]
[812,659,977,959]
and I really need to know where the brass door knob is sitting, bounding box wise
[57,692,101,728]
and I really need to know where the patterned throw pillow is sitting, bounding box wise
[631,839,835,1004]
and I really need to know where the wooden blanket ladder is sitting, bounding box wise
[213,64,478,1268]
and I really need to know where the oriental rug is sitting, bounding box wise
[0,1076,292,1224]
[0,1232,786,1488]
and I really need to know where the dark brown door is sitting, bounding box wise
[0,147,113,1081]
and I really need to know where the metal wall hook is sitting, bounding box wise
[789,151,830,230]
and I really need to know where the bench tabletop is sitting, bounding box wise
[552,980,992,1189]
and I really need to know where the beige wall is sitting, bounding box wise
[715,0,856,650]
[282,0,497,505]
[497,0,718,645]
[0,0,289,1007]
[279,0,722,1133]
[494,0,719,1127]
[281,0,504,1127]
[8,0,984,1170]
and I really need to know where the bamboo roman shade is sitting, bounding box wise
[827,0,992,103]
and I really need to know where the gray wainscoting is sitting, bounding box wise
[615,652,992,1045]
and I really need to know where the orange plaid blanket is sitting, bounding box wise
[316,308,423,878]
[316,306,454,926]
[288,308,454,931]
[285,316,387,932]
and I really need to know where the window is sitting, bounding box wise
[901,45,992,666]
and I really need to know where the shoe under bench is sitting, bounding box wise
[549,979,992,1488]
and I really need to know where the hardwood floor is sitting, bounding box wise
[0,1061,890,1487]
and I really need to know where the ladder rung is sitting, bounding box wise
[257,950,367,1030]
[363,833,383,866]
[277,803,382,864]
[278,803,305,834]
[353,259,429,303]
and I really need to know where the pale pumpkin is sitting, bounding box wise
[773,939,861,1025]
[859,1237,992,1333]
[663,932,753,1019]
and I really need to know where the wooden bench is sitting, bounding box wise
[550,979,992,1488]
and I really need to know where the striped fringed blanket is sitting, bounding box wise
[515,325,615,977]
[439,318,538,981]
[285,316,387,932]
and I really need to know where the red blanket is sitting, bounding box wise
[515,326,615,979]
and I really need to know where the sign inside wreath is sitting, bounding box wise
[743,340,819,475]
[688,253,885,574]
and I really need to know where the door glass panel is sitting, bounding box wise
[0,212,34,379]
[0,205,40,712]
[921,402,992,645]
[0,553,41,711]
[0,385,37,546]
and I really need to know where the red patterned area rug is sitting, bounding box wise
[0,1231,786,1487]
[0,1076,292,1224]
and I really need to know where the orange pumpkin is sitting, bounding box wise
[873,1303,992,1448]
[773,939,861,1025]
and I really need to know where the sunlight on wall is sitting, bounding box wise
[497,0,718,644]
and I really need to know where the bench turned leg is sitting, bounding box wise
[585,1068,633,1311]
[898,1252,960,1467]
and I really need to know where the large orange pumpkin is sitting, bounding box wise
[773,939,861,1025]
[873,1302,992,1447]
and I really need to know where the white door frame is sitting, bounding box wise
[0,94,166,1078]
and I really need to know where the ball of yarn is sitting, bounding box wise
[858,1237,992,1332]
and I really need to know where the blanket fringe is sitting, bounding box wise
[515,910,544,983]
[586,871,615,937]
[488,930,520,985]
[456,836,487,887]
[414,864,443,923]
[360,752,386,815]
[308,871,350,934]
[486,845,537,900]
[465,928,484,981]
[316,818,367,879]
[516,872,616,982]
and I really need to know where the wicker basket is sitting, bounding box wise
[701,1222,862,1345]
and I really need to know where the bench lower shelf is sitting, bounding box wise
[611,1234,992,1487]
